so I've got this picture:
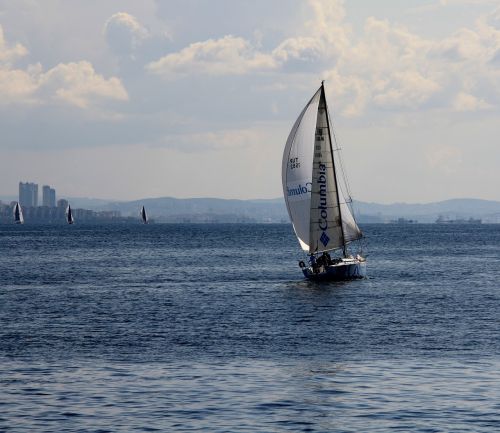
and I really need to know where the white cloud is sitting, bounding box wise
[373,71,441,109]
[0,61,128,108]
[272,37,324,65]
[452,91,491,111]
[38,61,129,108]
[147,35,277,76]
[104,12,149,58]
[432,28,484,61]
[0,24,129,109]
[0,25,28,65]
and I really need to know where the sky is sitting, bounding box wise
[0,0,499,204]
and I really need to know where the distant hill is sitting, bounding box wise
[95,197,288,223]
[354,198,500,223]
[82,196,500,223]
[3,194,500,223]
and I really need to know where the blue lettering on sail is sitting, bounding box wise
[287,182,312,197]
[317,162,328,236]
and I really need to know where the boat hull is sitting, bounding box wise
[302,259,366,281]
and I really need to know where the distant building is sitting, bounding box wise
[19,182,38,207]
[57,199,68,209]
[42,185,56,207]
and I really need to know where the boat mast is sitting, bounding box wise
[322,81,347,257]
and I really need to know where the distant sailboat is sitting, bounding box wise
[282,82,366,280]
[140,206,148,224]
[66,205,74,224]
[13,202,24,224]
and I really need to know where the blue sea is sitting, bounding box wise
[1,223,500,432]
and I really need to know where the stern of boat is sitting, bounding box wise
[301,257,366,281]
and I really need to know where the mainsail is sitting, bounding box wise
[282,83,362,255]
[66,205,74,224]
[141,206,148,224]
[13,202,24,224]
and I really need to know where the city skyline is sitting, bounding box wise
[0,1,499,204]
[18,181,57,208]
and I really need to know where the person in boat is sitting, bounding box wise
[322,251,332,266]
[309,254,321,273]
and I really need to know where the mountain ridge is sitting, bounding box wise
[3,195,499,223]
[77,196,500,223]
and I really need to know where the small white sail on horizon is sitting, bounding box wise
[140,206,148,224]
[66,204,74,224]
[13,202,24,224]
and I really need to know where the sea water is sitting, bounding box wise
[1,223,499,432]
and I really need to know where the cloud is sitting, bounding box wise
[104,12,149,58]
[0,25,28,65]
[38,61,129,108]
[272,37,324,68]
[147,0,352,77]
[147,35,277,76]
[452,92,491,111]
[432,28,483,61]
[373,71,441,109]
[0,24,128,108]
[0,60,128,108]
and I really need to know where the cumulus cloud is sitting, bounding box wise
[104,12,149,59]
[146,0,500,116]
[147,0,352,77]
[148,35,276,76]
[38,61,129,108]
[0,27,28,65]
[373,71,441,109]
[0,25,128,108]
[0,61,128,108]
[452,92,491,111]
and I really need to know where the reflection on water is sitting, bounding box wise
[2,358,499,432]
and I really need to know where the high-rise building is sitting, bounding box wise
[19,182,38,207]
[50,188,56,207]
[57,198,68,209]
[42,185,56,207]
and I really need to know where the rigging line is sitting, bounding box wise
[324,92,362,228]
[322,84,347,256]
[325,99,353,200]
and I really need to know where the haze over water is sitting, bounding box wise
[1,223,500,432]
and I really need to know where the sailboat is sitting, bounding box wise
[13,202,24,224]
[66,204,74,224]
[140,206,148,224]
[282,82,366,280]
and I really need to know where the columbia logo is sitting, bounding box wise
[320,232,330,247]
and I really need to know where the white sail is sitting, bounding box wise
[282,84,362,254]
[327,105,363,245]
[66,205,74,224]
[141,206,148,223]
[13,202,24,224]
[282,88,321,251]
